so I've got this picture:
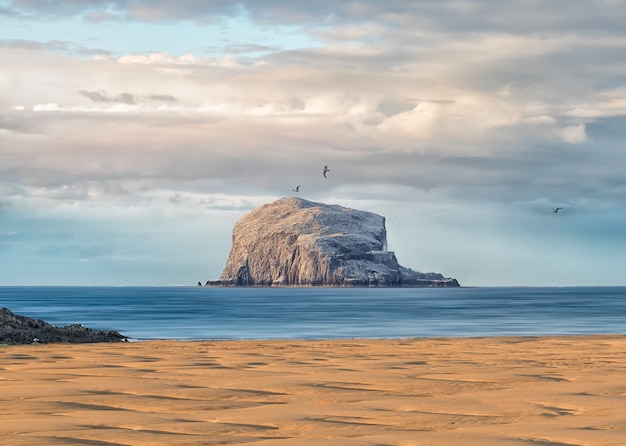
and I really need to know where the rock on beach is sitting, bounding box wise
[0,307,127,345]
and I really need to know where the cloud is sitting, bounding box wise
[221,43,279,55]
[558,124,587,144]
[0,38,72,52]
[3,1,625,36]
[0,1,238,22]
[79,90,136,104]
[314,22,386,43]
[31,102,62,111]
[115,52,206,65]
[148,94,177,103]
[2,1,625,213]
[78,89,177,105]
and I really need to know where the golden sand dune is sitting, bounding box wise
[2,336,626,445]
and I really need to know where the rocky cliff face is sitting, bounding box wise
[209,197,459,287]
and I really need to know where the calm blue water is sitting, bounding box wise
[1,287,625,340]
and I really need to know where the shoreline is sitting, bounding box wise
[3,334,626,445]
[66,332,626,343]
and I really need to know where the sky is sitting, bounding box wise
[1,0,626,286]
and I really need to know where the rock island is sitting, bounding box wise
[207,197,459,287]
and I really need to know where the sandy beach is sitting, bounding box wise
[2,336,626,445]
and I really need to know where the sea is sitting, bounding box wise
[1,286,625,341]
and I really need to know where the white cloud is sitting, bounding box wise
[521,116,589,144]
[558,123,587,144]
[115,52,241,67]
[524,115,556,125]
[116,52,200,65]
[32,103,61,111]
[564,88,626,119]
[316,22,386,42]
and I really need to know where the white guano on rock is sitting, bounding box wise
[208,197,459,287]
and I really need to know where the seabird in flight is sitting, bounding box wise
[293,185,301,192]
[552,207,563,213]
[322,165,330,178]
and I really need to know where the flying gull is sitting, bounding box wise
[322,165,330,178]
[293,185,301,192]
[552,207,563,213]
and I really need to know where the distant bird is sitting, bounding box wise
[322,165,330,178]
[552,207,563,213]
[293,185,301,192]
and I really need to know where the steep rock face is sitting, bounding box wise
[209,197,459,287]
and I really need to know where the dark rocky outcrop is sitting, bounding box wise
[207,197,459,287]
[0,308,127,345]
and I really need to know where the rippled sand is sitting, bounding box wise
[2,336,626,445]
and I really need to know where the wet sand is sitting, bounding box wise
[2,336,626,445]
